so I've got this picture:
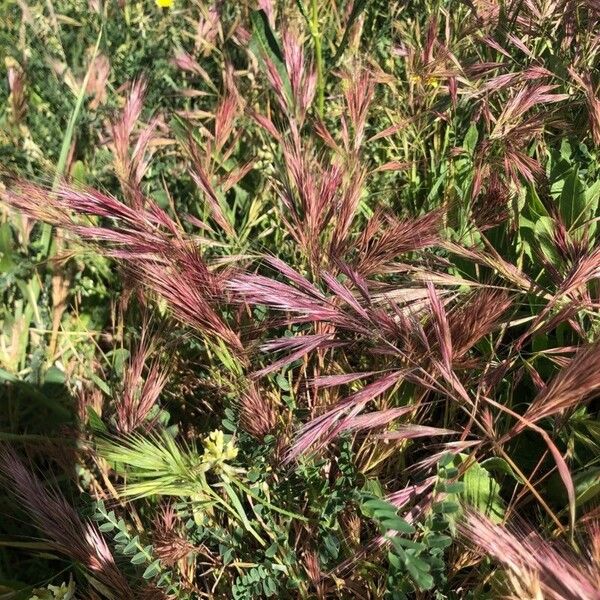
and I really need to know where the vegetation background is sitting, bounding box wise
[1,0,600,598]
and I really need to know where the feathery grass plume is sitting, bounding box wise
[229,257,380,337]
[303,550,325,600]
[182,88,244,237]
[99,430,243,501]
[251,64,371,264]
[0,446,134,599]
[213,94,239,154]
[569,67,600,145]
[286,371,404,461]
[426,281,453,373]
[277,141,345,264]
[109,78,159,208]
[153,503,195,568]
[489,84,568,141]
[115,326,168,434]
[2,181,243,352]
[341,68,375,152]
[172,49,214,85]
[556,245,600,302]
[387,477,436,510]
[309,371,376,389]
[239,383,277,438]
[98,432,206,499]
[340,406,417,432]
[471,172,510,229]
[227,264,341,324]
[187,150,235,237]
[460,510,600,600]
[469,78,570,193]
[378,424,458,441]
[447,288,513,360]
[517,339,600,431]
[281,29,317,123]
[254,333,337,378]
[352,209,443,276]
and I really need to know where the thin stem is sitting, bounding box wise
[311,0,324,118]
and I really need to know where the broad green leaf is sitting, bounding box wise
[524,185,549,220]
[574,467,600,506]
[463,124,479,154]
[462,461,504,522]
[533,216,561,267]
[585,180,600,217]
[558,167,586,228]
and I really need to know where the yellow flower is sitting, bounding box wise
[155,0,173,7]
[202,430,239,475]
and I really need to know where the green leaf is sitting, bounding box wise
[574,467,600,506]
[263,575,277,596]
[462,461,504,522]
[265,543,278,558]
[322,533,340,559]
[110,348,130,378]
[114,531,129,544]
[0,368,17,383]
[360,497,396,518]
[131,551,148,565]
[86,406,107,433]
[380,517,415,535]
[123,536,139,555]
[222,418,236,432]
[275,374,290,391]
[221,480,265,546]
[524,185,549,220]
[388,550,401,568]
[463,124,478,154]
[560,138,572,161]
[585,180,600,217]
[438,453,455,468]
[426,533,452,549]
[250,10,292,106]
[558,167,586,228]
[361,497,415,533]
[90,373,111,397]
[531,216,561,267]
[44,366,65,385]
[143,559,162,579]
[434,501,460,514]
[71,160,87,185]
